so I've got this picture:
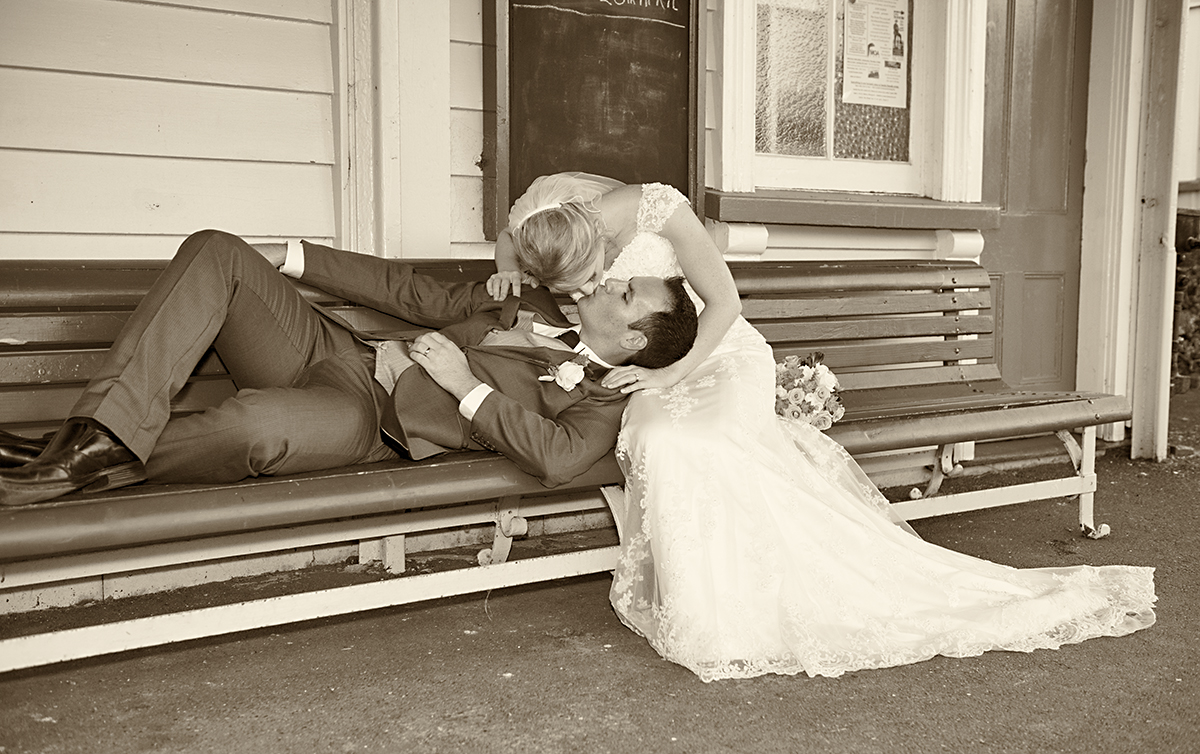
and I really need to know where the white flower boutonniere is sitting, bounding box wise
[539,354,589,392]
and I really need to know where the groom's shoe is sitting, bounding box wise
[0,420,146,506]
[0,429,51,467]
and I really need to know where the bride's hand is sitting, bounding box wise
[602,364,682,394]
[486,271,540,301]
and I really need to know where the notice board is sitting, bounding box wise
[485,0,700,237]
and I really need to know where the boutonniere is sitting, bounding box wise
[539,354,589,391]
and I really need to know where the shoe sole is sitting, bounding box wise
[0,461,147,506]
[82,461,148,493]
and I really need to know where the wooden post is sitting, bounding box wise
[1131,0,1186,459]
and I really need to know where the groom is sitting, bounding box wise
[0,230,697,506]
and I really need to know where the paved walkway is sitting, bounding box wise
[1,396,1198,753]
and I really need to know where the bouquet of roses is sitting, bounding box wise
[774,352,845,430]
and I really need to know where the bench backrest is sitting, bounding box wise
[729,259,998,392]
[0,258,997,435]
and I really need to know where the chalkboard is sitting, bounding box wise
[485,0,699,236]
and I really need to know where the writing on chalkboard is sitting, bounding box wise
[599,0,682,10]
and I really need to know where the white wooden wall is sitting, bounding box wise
[448,0,491,258]
[0,0,338,259]
[320,0,488,259]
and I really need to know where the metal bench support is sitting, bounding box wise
[1071,426,1111,539]
[478,496,529,566]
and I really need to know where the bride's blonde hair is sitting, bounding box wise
[510,202,605,293]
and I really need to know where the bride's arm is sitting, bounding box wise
[604,201,741,392]
[487,228,540,300]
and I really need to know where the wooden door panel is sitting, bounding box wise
[1018,272,1066,383]
[982,0,1091,391]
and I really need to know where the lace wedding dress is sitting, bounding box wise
[593,181,1156,681]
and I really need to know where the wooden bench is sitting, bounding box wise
[0,256,1131,672]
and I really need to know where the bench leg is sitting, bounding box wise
[920,444,963,498]
[359,535,406,574]
[1067,426,1111,539]
[477,496,528,566]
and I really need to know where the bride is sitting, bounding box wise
[490,171,1156,682]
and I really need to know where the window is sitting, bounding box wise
[754,0,917,193]
[713,0,985,203]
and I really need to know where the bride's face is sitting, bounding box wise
[554,247,607,301]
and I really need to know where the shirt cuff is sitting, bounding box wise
[279,239,305,278]
[458,383,494,420]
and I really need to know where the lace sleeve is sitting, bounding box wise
[636,183,690,234]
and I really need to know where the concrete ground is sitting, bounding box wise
[2,395,1199,753]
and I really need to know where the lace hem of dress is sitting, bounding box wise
[616,555,1156,683]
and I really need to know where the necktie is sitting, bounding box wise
[556,329,581,348]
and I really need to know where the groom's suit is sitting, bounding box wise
[72,230,627,488]
[297,238,628,485]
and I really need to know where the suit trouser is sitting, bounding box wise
[72,230,398,483]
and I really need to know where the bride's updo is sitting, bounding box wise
[510,202,605,294]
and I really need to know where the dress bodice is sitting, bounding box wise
[600,182,704,311]
[601,182,688,282]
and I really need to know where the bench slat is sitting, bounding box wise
[755,315,994,342]
[0,266,166,310]
[774,337,994,369]
[0,349,228,386]
[0,378,237,424]
[729,261,992,294]
[838,363,1003,391]
[0,306,415,350]
[742,290,992,320]
[0,260,495,310]
[0,312,133,346]
[2,258,993,302]
[841,382,1114,419]
[829,393,1131,455]
[5,293,994,350]
[0,351,108,384]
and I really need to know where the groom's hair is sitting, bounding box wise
[625,277,698,369]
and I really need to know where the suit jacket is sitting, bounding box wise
[297,241,628,487]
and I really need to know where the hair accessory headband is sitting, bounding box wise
[511,202,564,230]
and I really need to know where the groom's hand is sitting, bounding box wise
[410,332,482,400]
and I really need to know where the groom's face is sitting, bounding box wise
[576,276,671,361]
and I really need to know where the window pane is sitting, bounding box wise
[755,1,829,157]
[833,0,912,162]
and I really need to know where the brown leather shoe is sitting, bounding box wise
[0,421,146,506]
[0,429,51,467]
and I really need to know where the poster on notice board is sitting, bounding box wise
[842,0,908,109]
